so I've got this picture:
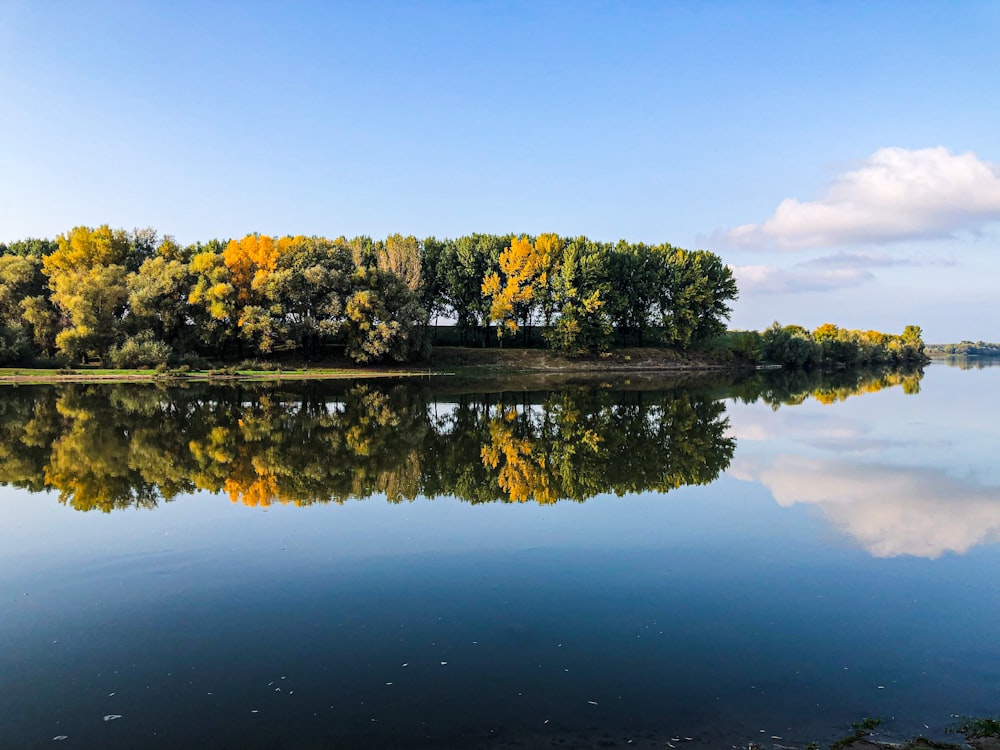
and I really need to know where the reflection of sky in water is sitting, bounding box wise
[727,361,1000,558]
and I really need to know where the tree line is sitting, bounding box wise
[727,321,927,369]
[0,227,739,366]
[927,341,1000,356]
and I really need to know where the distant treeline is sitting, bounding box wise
[725,322,927,369]
[0,227,738,366]
[926,341,1000,356]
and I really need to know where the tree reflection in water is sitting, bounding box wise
[0,365,922,512]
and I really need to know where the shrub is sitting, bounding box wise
[169,352,210,370]
[107,332,172,369]
[238,359,280,371]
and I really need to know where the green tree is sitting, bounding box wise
[127,253,196,355]
[760,322,821,369]
[436,234,507,346]
[605,242,663,346]
[126,227,159,272]
[343,267,429,363]
[0,254,50,362]
[0,237,58,258]
[659,248,738,348]
[418,236,449,332]
[243,237,355,354]
[545,237,612,352]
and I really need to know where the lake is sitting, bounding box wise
[0,362,998,749]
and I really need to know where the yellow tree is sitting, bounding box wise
[480,407,557,504]
[481,234,557,343]
[42,226,131,362]
[187,250,237,352]
[223,234,280,303]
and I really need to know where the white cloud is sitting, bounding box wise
[723,147,1000,250]
[731,455,1000,559]
[730,264,873,294]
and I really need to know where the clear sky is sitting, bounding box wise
[1,1,997,342]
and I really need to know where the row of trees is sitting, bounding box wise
[927,341,1000,356]
[0,227,739,366]
[728,321,927,369]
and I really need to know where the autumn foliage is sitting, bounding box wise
[0,225,745,365]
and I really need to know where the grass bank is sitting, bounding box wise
[428,345,744,372]
[0,347,747,383]
[0,364,433,384]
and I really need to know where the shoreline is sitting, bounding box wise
[0,346,748,383]
[0,344,932,385]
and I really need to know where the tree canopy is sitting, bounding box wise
[0,226,742,365]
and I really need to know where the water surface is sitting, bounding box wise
[1,363,998,749]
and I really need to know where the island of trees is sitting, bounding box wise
[0,226,926,370]
[926,341,1000,356]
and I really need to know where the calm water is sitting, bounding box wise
[0,363,998,749]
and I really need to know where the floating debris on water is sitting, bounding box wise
[103,714,122,722]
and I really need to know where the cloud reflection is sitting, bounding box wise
[725,407,902,454]
[731,454,1000,559]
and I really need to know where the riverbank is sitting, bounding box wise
[0,366,431,384]
[419,718,1000,750]
[0,346,746,383]
[429,345,741,371]
[758,717,1000,750]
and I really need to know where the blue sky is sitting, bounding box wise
[1,1,998,341]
